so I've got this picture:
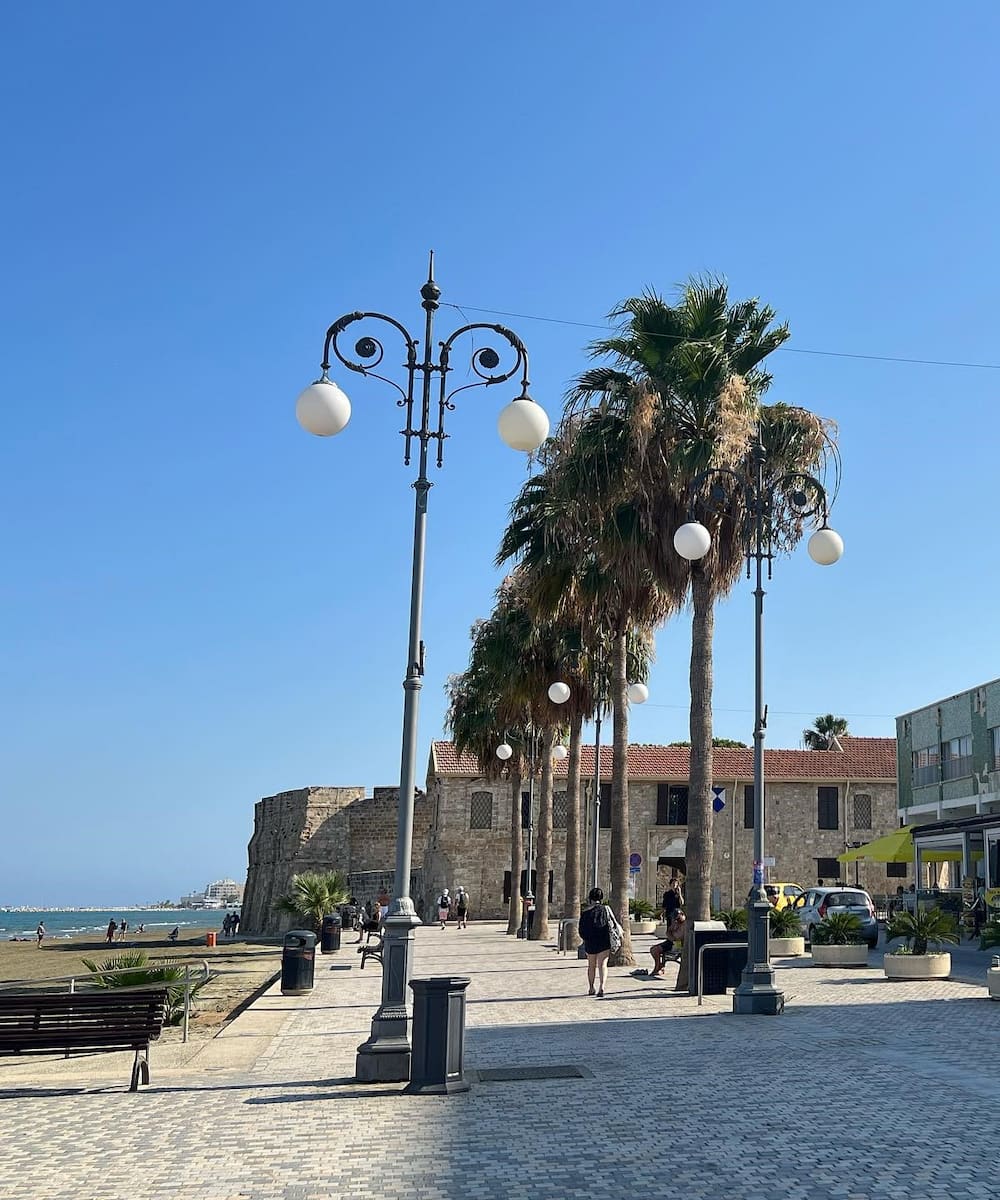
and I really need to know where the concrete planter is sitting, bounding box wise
[988,964,1000,1000]
[811,943,869,968]
[883,952,951,981]
[769,936,805,957]
[630,921,658,936]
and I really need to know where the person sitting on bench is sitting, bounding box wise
[650,911,686,977]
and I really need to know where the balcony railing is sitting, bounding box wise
[912,764,940,788]
[941,755,973,782]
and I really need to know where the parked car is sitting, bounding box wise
[791,886,879,949]
[764,882,805,910]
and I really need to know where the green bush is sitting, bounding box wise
[273,870,349,933]
[629,898,656,921]
[80,951,210,1026]
[811,912,865,946]
[768,906,803,938]
[979,919,1000,951]
[712,907,748,931]
[885,906,959,956]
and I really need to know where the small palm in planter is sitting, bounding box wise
[979,919,1000,952]
[810,912,869,967]
[629,898,658,932]
[712,907,748,932]
[768,904,805,957]
[884,907,957,980]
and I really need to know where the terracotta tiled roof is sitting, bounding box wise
[430,737,897,781]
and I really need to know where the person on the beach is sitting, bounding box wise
[118,919,128,941]
[222,913,233,938]
[577,887,616,997]
[106,919,117,945]
[36,921,45,947]
[136,924,145,934]
[231,911,240,935]
[437,889,451,929]
[168,926,179,942]
[454,887,469,929]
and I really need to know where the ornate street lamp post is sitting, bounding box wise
[673,427,843,1016]
[547,674,648,890]
[497,722,569,939]
[296,256,548,1081]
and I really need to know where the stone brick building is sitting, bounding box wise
[424,737,902,917]
[241,785,431,935]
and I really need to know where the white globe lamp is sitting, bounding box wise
[498,398,550,452]
[496,742,513,761]
[673,521,712,561]
[807,526,844,566]
[552,744,568,761]
[296,377,351,437]
[548,681,571,704]
[627,682,649,705]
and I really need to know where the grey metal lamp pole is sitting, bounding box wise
[673,426,843,1017]
[296,256,548,1082]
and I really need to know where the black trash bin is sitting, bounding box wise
[320,912,342,954]
[281,930,317,995]
[688,923,747,997]
[404,976,471,1096]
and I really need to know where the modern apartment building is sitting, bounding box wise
[896,678,1000,824]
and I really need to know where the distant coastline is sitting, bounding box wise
[2,908,240,941]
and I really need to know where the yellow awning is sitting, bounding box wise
[837,827,963,864]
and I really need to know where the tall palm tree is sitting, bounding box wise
[498,429,662,964]
[803,714,850,750]
[568,279,837,932]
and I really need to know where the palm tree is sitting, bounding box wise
[498,429,662,964]
[568,279,836,933]
[803,714,850,750]
[273,870,349,934]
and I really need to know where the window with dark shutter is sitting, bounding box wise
[815,856,841,879]
[470,791,493,830]
[552,791,568,829]
[599,782,612,828]
[886,862,907,878]
[852,794,872,830]
[656,783,670,825]
[743,784,755,829]
[817,786,839,830]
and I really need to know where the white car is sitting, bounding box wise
[791,886,879,950]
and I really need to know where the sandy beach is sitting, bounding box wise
[0,929,283,1037]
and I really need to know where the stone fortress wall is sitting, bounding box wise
[241,785,431,935]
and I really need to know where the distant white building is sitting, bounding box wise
[203,878,243,907]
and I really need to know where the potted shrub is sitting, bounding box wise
[629,898,658,935]
[883,906,958,980]
[810,912,869,967]
[711,907,748,932]
[768,905,805,957]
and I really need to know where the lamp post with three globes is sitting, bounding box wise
[672,427,843,1016]
[295,255,549,1081]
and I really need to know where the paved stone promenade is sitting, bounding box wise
[2,924,998,1200]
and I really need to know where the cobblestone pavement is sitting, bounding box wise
[2,924,998,1199]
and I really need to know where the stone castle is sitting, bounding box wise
[241,737,902,932]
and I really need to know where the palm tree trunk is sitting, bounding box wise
[507,769,523,935]
[686,565,715,924]
[609,627,635,966]
[563,710,584,919]
[531,727,555,940]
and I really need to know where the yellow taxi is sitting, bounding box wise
[764,882,804,910]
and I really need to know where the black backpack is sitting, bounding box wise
[579,905,608,940]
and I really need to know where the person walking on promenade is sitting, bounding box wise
[36,921,45,947]
[222,913,233,938]
[437,889,452,929]
[106,919,117,945]
[577,887,620,997]
[454,887,469,929]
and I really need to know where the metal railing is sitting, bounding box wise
[697,941,746,1007]
[0,961,213,1042]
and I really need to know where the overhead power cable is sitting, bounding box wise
[443,302,1000,372]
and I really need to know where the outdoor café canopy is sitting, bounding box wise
[838,826,962,864]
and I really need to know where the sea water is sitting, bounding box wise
[1,909,232,940]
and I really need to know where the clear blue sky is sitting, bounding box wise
[2,4,997,904]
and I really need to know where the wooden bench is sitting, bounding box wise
[358,934,384,970]
[0,988,169,1092]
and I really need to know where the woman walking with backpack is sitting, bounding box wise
[577,887,622,997]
